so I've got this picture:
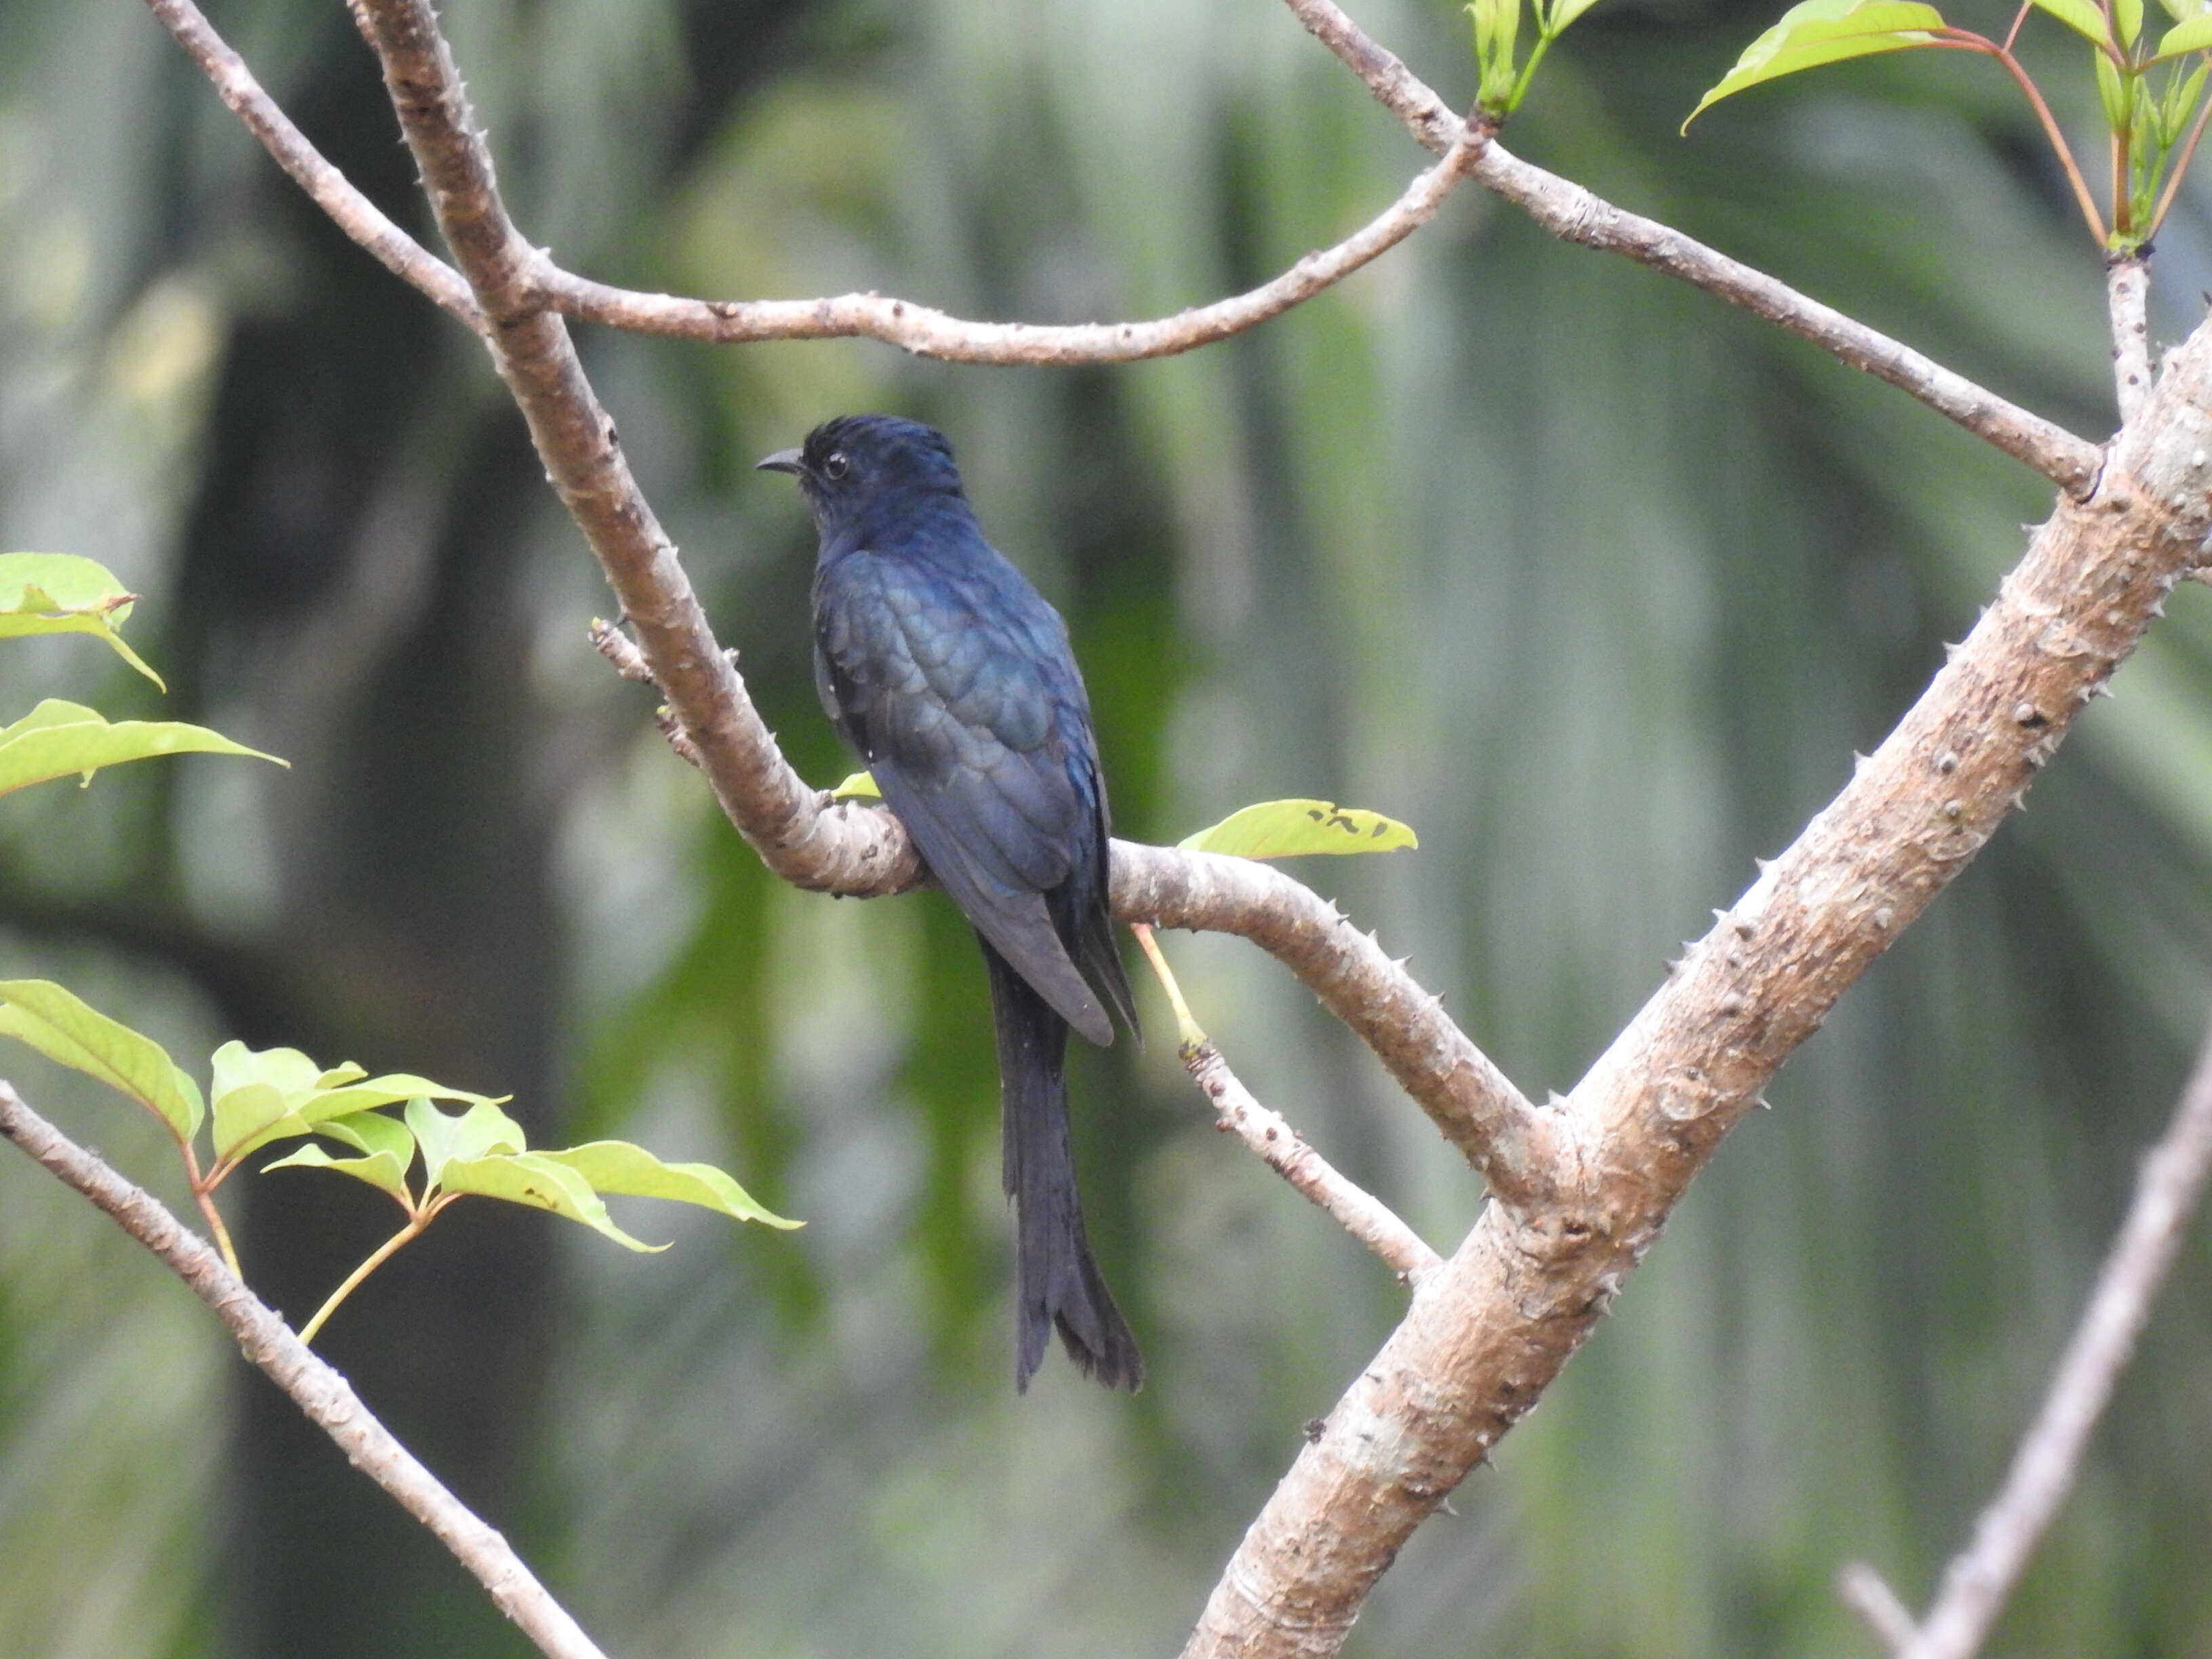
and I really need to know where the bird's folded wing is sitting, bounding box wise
[817,551,1114,1046]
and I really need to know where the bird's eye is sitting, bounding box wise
[823,451,850,480]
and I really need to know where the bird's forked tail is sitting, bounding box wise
[983,942,1144,1391]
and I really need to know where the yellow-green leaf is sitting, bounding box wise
[1551,0,1610,31]
[0,700,283,799]
[2032,0,2120,44]
[2118,0,2146,46]
[409,1097,527,1188]
[208,1040,504,1161]
[260,1109,418,1206]
[440,1151,664,1251]
[829,771,881,800]
[1685,0,1949,129]
[2157,11,2212,54]
[0,553,164,687]
[262,1141,414,1206]
[536,1140,800,1229]
[1176,799,1419,860]
[0,979,203,1140]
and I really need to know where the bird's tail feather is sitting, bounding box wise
[983,941,1144,1391]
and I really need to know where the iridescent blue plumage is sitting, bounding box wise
[761,414,1142,1391]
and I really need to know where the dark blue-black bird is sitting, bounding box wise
[759,414,1143,1391]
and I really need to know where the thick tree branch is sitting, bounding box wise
[1176,309,2212,1659]
[1876,1014,2212,1659]
[0,1083,609,1659]
[1276,0,2106,493]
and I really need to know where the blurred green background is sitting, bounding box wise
[5,0,2212,1654]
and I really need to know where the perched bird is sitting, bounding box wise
[759,414,1144,1391]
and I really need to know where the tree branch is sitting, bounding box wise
[2108,255,2152,426]
[0,1082,609,1659]
[533,125,1479,361]
[1839,1561,1921,1651]
[1183,1036,1442,1283]
[143,0,1473,365]
[1275,0,2106,494]
[1877,1013,2212,1659]
[587,621,1549,1202]
[1175,295,2212,1659]
[141,0,484,333]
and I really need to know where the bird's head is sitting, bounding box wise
[757,415,966,537]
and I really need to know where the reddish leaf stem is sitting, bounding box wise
[1939,33,2110,243]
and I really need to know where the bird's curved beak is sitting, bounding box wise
[755,449,804,476]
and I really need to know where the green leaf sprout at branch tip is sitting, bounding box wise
[1466,0,1615,117]
[1689,0,2212,249]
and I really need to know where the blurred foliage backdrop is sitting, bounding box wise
[5,0,2212,1654]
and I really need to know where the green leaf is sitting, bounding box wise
[0,979,204,1140]
[2097,49,2132,127]
[209,1041,323,1159]
[1685,0,1949,128]
[2032,0,2120,44]
[1551,0,1609,30]
[298,1073,506,1128]
[261,1141,415,1206]
[208,1040,506,1161]
[2158,0,2198,26]
[536,1140,800,1229]
[439,1151,665,1251]
[1469,0,1523,105]
[260,1109,417,1205]
[2165,60,2209,138]
[0,553,164,687]
[409,1097,527,1189]
[2118,0,2146,47]
[313,1109,416,1166]
[2157,12,2212,54]
[1176,798,1419,859]
[829,770,881,800]
[0,700,283,799]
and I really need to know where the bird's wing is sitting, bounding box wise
[815,550,1114,1046]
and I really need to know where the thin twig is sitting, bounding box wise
[1186,1040,1442,1283]
[140,0,485,333]
[1891,1017,2212,1659]
[1131,925,1441,1284]
[1838,1562,1919,1652]
[0,1082,610,1659]
[1273,0,2106,493]
[142,0,1472,364]
[536,125,1480,361]
[142,0,2100,489]
[297,1214,426,1345]
[2109,256,2152,425]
